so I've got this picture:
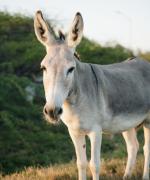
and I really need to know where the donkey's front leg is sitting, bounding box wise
[88,127,102,180]
[69,129,87,180]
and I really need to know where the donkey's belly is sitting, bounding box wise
[102,113,148,133]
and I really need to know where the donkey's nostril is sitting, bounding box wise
[44,107,48,115]
[54,107,63,117]
[57,107,63,115]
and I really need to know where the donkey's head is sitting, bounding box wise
[34,11,83,123]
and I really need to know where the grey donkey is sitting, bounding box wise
[34,10,150,180]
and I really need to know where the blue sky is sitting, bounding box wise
[0,0,150,52]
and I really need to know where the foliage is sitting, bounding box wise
[77,38,133,64]
[138,51,150,62]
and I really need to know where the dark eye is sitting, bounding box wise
[40,66,46,71]
[67,67,75,76]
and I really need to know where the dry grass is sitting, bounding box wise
[1,157,145,180]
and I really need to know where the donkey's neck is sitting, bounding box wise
[68,60,104,106]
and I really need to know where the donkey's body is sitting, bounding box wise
[34,11,150,180]
[63,58,150,134]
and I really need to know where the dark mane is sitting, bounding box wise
[74,52,80,60]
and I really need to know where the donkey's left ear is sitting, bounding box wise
[67,12,84,48]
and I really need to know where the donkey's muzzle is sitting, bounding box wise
[43,105,63,122]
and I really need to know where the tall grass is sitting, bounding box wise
[1,157,144,180]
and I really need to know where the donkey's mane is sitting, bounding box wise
[74,52,80,60]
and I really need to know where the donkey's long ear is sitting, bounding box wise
[67,12,84,48]
[34,10,56,47]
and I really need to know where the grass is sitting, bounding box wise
[1,157,145,180]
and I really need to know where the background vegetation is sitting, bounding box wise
[0,11,149,176]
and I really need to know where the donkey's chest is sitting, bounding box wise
[61,103,96,133]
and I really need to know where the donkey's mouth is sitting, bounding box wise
[44,114,61,124]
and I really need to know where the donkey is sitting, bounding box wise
[34,11,150,180]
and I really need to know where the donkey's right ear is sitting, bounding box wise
[34,10,56,48]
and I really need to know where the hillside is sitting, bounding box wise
[0,11,148,176]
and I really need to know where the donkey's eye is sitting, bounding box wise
[40,66,46,71]
[67,67,75,76]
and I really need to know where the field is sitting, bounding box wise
[1,157,144,180]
